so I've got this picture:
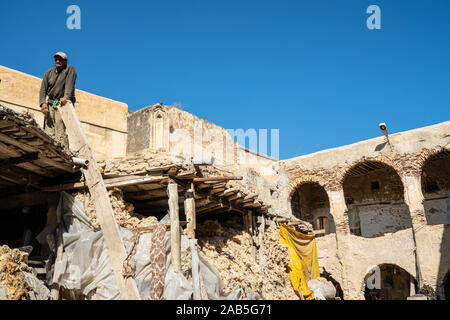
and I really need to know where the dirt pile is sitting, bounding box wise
[73,188,158,230]
[195,217,298,300]
[0,245,33,300]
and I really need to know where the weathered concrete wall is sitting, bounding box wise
[316,234,342,285]
[424,197,450,225]
[127,104,275,165]
[127,108,150,153]
[0,65,128,159]
[342,230,418,300]
[416,225,450,299]
[348,203,412,238]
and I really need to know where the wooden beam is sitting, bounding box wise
[168,182,181,272]
[0,166,41,188]
[192,176,242,182]
[124,187,168,199]
[0,152,38,166]
[59,102,140,300]
[0,141,55,177]
[42,175,167,192]
[196,203,223,214]
[0,132,75,172]
[0,191,57,211]
[185,183,196,239]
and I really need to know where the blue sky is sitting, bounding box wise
[1,0,449,160]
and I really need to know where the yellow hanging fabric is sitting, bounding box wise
[279,224,320,300]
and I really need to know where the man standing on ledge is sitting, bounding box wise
[39,52,77,146]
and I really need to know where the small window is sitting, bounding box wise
[425,180,439,193]
[371,181,380,191]
[316,216,331,235]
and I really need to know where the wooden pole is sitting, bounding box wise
[192,176,242,182]
[185,183,196,239]
[258,215,265,271]
[252,213,257,262]
[247,210,256,262]
[168,181,181,272]
[51,199,62,300]
[59,102,140,300]
[190,238,201,300]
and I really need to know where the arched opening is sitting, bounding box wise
[343,161,412,238]
[363,264,417,300]
[290,182,335,237]
[421,150,450,225]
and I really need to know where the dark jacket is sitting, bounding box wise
[39,65,77,106]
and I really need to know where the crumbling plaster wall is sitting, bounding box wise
[316,234,341,282]
[349,203,412,238]
[268,122,450,299]
[126,104,280,207]
[424,198,450,225]
[339,229,418,300]
[415,225,450,299]
[0,65,128,160]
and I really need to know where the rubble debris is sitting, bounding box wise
[195,216,299,300]
[0,245,32,300]
[98,152,179,174]
[73,188,158,230]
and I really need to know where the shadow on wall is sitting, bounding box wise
[343,161,412,238]
[421,151,450,225]
[439,227,450,300]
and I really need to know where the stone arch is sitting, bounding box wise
[342,160,412,237]
[289,180,335,235]
[339,156,401,186]
[362,264,417,300]
[286,175,329,207]
[420,149,450,225]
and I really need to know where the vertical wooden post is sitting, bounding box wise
[252,213,257,262]
[185,183,196,239]
[247,210,256,262]
[59,102,140,299]
[258,215,265,271]
[190,238,201,300]
[168,181,181,272]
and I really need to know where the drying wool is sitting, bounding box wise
[0,245,32,300]
[195,217,299,300]
[73,188,158,230]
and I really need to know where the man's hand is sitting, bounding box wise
[41,103,49,115]
[60,97,68,105]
